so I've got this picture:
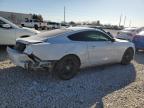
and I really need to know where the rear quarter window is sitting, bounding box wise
[68,32,86,41]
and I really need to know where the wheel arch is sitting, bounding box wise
[59,54,81,66]
[121,47,135,64]
[127,47,135,57]
[122,47,135,59]
[125,47,135,54]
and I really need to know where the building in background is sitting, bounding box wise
[0,11,32,25]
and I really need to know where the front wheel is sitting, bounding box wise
[121,48,134,65]
[34,25,38,30]
[54,55,80,80]
[21,24,24,27]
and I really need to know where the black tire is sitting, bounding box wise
[34,25,38,30]
[54,55,80,80]
[136,48,139,52]
[21,24,24,27]
[121,48,134,65]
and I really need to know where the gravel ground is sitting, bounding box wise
[0,46,144,108]
[0,29,144,108]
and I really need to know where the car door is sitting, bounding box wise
[85,31,117,66]
[27,20,32,27]
[0,19,16,45]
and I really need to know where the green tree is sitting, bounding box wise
[32,14,43,22]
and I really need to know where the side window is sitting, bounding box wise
[68,31,111,42]
[0,20,6,28]
[25,18,29,22]
[68,31,88,41]
[86,31,110,41]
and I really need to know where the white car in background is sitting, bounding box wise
[7,27,135,80]
[21,19,47,30]
[47,22,61,29]
[116,27,143,41]
[0,17,40,45]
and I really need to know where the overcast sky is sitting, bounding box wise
[0,0,143,27]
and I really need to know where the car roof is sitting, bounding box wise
[138,31,144,36]
[67,27,96,31]
[19,27,106,42]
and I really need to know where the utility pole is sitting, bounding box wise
[119,14,122,27]
[123,16,126,27]
[129,20,131,27]
[64,6,66,24]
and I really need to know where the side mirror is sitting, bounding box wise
[107,32,113,38]
[107,32,111,35]
[2,24,11,29]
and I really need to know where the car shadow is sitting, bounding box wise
[79,63,136,108]
[135,51,144,64]
[0,62,136,108]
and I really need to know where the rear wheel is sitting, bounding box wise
[34,25,38,30]
[121,48,134,65]
[54,55,80,80]
[21,24,24,27]
[136,48,139,52]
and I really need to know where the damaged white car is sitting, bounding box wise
[7,27,135,80]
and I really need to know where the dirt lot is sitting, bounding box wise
[0,32,144,108]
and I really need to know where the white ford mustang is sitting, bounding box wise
[7,27,135,80]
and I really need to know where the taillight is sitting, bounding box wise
[15,42,26,52]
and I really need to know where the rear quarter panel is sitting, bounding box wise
[30,42,89,67]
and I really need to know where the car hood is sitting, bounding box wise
[115,38,129,42]
[21,27,40,34]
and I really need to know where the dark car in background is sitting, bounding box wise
[132,31,144,51]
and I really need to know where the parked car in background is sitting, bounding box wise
[47,22,61,29]
[0,17,40,45]
[132,31,144,51]
[116,27,143,41]
[7,27,135,80]
[89,26,114,38]
[61,23,70,28]
[21,19,47,30]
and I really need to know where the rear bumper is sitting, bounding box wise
[7,47,55,70]
[7,47,32,69]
